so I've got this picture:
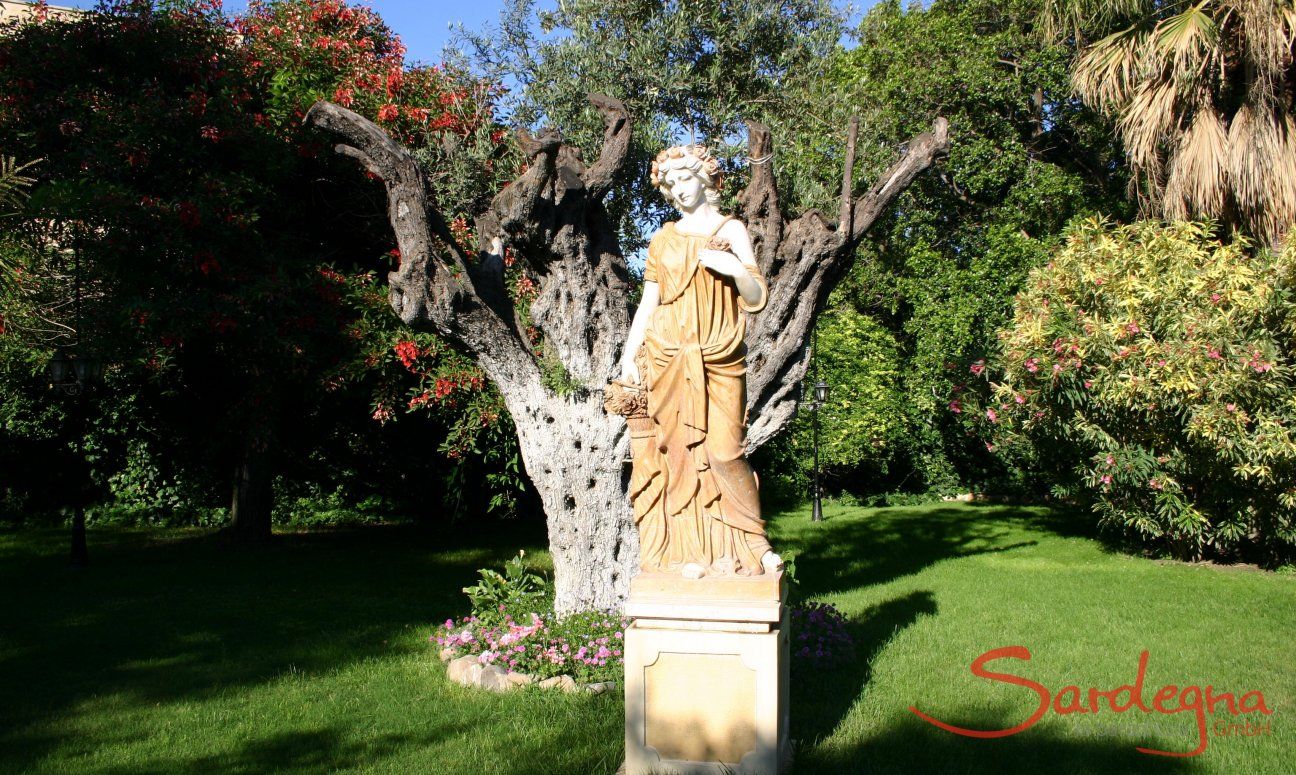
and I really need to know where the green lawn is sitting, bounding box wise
[1,503,1292,773]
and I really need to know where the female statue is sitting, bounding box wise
[612,144,782,578]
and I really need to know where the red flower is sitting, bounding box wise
[393,340,420,370]
[377,103,399,122]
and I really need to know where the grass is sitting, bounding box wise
[1,502,1292,773]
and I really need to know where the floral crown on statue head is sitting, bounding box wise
[650,144,724,193]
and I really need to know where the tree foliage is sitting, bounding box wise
[457,0,845,248]
[0,0,527,528]
[764,0,1130,496]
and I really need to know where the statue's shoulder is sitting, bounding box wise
[716,215,747,234]
[715,216,751,245]
[648,221,678,248]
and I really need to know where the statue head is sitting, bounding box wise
[650,144,723,210]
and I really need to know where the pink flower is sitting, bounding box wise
[948,399,962,414]
[1226,403,1236,412]
[1014,394,1026,405]
[1025,358,1040,373]
[1125,322,1140,335]
[1100,474,1112,485]
[1208,349,1222,360]
[969,360,985,376]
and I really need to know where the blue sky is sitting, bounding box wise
[55,1,517,63]
[54,1,877,63]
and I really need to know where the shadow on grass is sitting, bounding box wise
[793,590,938,744]
[0,523,544,773]
[97,727,427,775]
[793,711,1204,774]
[779,506,1041,598]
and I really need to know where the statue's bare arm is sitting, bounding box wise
[620,281,660,384]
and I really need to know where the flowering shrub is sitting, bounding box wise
[235,0,494,143]
[434,609,627,683]
[433,552,624,682]
[978,219,1296,563]
[789,600,855,668]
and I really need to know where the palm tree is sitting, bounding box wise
[1,155,39,289]
[1045,0,1296,246]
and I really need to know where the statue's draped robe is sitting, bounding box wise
[631,219,772,575]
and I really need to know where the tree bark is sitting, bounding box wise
[305,97,948,613]
[228,434,273,545]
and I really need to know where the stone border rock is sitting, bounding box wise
[441,650,617,696]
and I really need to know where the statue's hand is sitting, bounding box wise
[620,358,640,385]
[698,248,745,279]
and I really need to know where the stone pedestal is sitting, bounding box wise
[624,572,790,775]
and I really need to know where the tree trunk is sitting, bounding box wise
[509,385,637,613]
[305,96,948,613]
[228,435,273,544]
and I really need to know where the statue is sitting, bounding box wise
[607,144,782,579]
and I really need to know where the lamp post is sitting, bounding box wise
[810,379,829,523]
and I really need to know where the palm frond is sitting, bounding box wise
[1279,0,1296,49]
[1163,104,1229,220]
[1228,105,1296,244]
[1042,0,1160,42]
[1152,3,1223,82]
[1073,24,1147,113]
[1118,79,1179,178]
[1241,0,1287,109]
[0,155,40,216]
[1,156,40,291]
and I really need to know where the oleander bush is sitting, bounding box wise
[979,219,1296,563]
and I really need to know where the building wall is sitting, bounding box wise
[0,1,85,24]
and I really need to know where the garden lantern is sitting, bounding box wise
[45,347,73,390]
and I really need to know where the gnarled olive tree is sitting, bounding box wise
[306,95,948,613]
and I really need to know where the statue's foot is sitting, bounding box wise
[760,551,784,573]
[681,562,706,579]
[709,557,737,576]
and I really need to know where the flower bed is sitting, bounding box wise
[433,609,628,685]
